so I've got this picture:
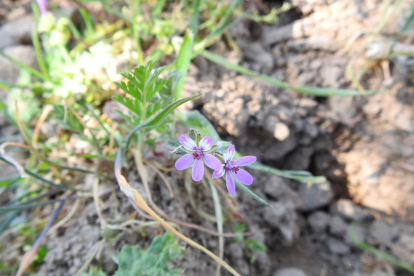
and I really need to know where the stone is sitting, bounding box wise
[368,220,400,246]
[321,65,342,88]
[329,215,348,236]
[389,244,414,264]
[0,45,38,98]
[241,42,274,71]
[102,100,129,121]
[298,181,334,211]
[327,238,350,255]
[0,15,33,49]
[274,268,308,276]
[333,199,372,221]
[263,175,289,199]
[308,211,330,232]
[398,233,414,251]
[263,201,301,243]
[345,224,366,246]
[273,122,290,141]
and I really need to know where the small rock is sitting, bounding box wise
[0,15,33,48]
[329,215,348,236]
[80,226,101,242]
[333,199,373,221]
[327,238,350,255]
[298,181,334,211]
[103,100,129,121]
[264,201,300,243]
[0,45,38,92]
[321,65,342,88]
[241,42,274,71]
[368,220,400,246]
[308,211,330,232]
[398,233,414,251]
[345,224,367,246]
[274,268,308,276]
[263,175,289,199]
[274,122,290,141]
[389,244,414,264]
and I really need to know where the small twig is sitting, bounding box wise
[150,160,174,172]
[49,199,80,233]
[32,105,53,149]
[73,238,107,276]
[92,175,129,231]
[146,160,174,198]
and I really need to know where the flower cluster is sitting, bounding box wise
[174,132,256,195]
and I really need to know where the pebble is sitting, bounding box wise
[327,238,350,255]
[333,199,373,221]
[298,181,334,211]
[274,268,308,276]
[308,211,330,232]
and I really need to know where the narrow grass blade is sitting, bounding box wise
[174,0,201,101]
[152,0,167,16]
[349,224,414,273]
[201,50,383,96]
[79,8,95,34]
[0,49,48,81]
[174,31,194,101]
[0,198,63,212]
[0,78,12,91]
[177,111,221,142]
[247,162,326,184]
[31,1,50,80]
[234,179,271,207]
[209,0,242,40]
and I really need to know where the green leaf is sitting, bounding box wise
[177,110,221,142]
[174,31,194,101]
[126,93,201,147]
[113,233,182,276]
[201,50,383,96]
[247,161,326,184]
[234,179,272,207]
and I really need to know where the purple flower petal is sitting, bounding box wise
[226,172,236,195]
[232,156,257,167]
[199,136,213,151]
[175,154,194,170]
[203,154,222,170]
[36,0,48,14]
[179,134,197,151]
[212,166,225,178]
[233,169,253,185]
[192,158,204,181]
[224,145,235,162]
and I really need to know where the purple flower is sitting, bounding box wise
[36,0,48,15]
[212,145,256,196]
[175,134,222,181]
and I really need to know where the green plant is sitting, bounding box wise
[82,233,183,276]
[244,239,266,264]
